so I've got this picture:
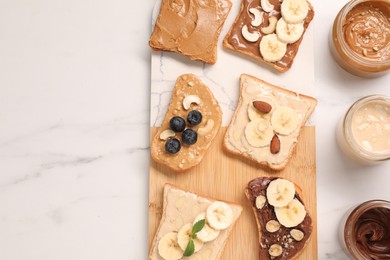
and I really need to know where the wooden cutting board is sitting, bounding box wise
[148,127,317,259]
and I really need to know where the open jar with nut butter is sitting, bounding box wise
[339,200,390,259]
[337,95,390,164]
[330,0,390,77]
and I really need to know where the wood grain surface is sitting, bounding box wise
[148,127,317,259]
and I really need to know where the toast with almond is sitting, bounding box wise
[151,74,222,173]
[223,0,315,72]
[149,184,243,260]
[245,177,312,259]
[224,74,317,171]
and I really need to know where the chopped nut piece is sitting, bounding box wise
[266,220,281,233]
[256,195,267,209]
[290,229,304,241]
[269,244,283,257]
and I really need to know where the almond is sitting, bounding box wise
[253,100,272,114]
[270,134,281,154]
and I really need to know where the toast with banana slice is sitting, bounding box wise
[245,177,312,259]
[151,74,222,173]
[223,0,314,72]
[149,184,243,260]
[224,74,317,171]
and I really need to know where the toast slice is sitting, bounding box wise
[245,177,312,259]
[223,0,314,72]
[149,184,243,260]
[224,74,317,171]
[149,0,232,64]
[151,74,222,173]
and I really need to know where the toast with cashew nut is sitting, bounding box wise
[245,177,312,259]
[223,0,315,72]
[224,74,317,171]
[151,74,222,172]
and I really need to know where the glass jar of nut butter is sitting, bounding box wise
[337,95,390,164]
[339,200,390,259]
[330,0,390,78]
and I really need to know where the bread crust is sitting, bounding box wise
[149,183,243,260]
[223,0,315,72]
[151,74,222,173]
[223,74,317,171]
[244,177,312,259]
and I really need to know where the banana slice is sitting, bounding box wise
[276,18,304,44]
[206,201,233,231]
[281,0,309,24]
[271,106,299,135]
[245,118,274,147]
[266,178,296,207]
[158,232,184,260]
[193,213,220,242]
[177,223,204,253]
[259,34,287,62]
[275,198,306,228]
[247,97,277,121]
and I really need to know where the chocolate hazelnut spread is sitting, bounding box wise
[149,0,232,64]
[246,177,312,259]
[341,200,390,259]
[343,1,390,62]
[224,0,314,70]
[354,207,390,259]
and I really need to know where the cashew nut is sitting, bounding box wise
[241,25,260,42]
[249,8,263,27]
[183,95,202,110]
[198,119,215,136]
[261,0,274,12]
[261,16,278,34]
[159,129,175,140]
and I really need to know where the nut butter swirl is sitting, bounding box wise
[354,207,390,259]
[343,1,390,62]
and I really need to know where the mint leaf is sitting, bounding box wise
[183,239,195,257]
[192,219,205,234]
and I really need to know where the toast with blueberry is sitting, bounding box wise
[151,74,222,173]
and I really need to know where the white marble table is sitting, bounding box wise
[0,0,389,259]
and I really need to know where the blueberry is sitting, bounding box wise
[187,110,202,126]
[182,129,198,145]
[169,116,186,132]
[165,138,181,154]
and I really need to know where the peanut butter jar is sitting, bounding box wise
[336,95,390,164]
[330,0,390,78]
[339,200,390,259]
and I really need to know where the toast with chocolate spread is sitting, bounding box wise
[223,74,317,171]
[151,74,222,173]
[245,177,312,259]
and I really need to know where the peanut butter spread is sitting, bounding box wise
[149,185,242,260]
[149,0,232,64]
[224,0,314,70]
[151,74,222,172]
[224,74,316,169]
[343,0,390,62]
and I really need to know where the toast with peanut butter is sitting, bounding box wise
[224,74,317,171]
[149,184,243,260]
[149,0,232,64]
[151,74,222,173]
[223,0,314,72]
[245,177,312,259]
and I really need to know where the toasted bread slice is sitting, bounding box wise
[151,74,222,173]
[223,0,314,72]
[149,0,232,64]
[149,184,243,260]
[224,74,317,171]
[245,177,312,259]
